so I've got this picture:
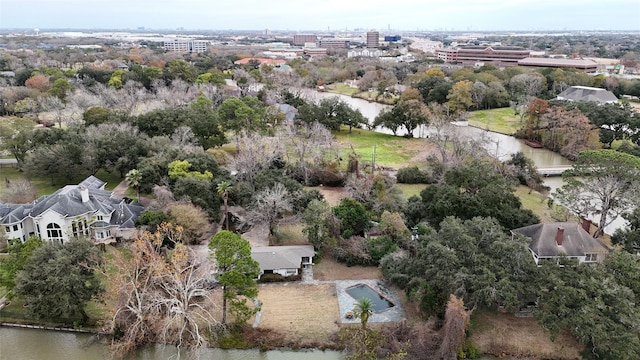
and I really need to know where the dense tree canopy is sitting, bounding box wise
[536,254,640,359]
[15,238,103,324]
[381,216,539,317]
[404,160,539,230]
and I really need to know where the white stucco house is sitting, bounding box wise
[251,245,314,279]
[0,176,144,244]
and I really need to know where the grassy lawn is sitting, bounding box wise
[395,183,426,199]
[468,108,523,135]
[0,168,122,199]
[326,83,358,96]
[333,127,426,169]
[0,285,9,299]
[514,185,554,223]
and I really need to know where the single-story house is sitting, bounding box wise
[511,221,610,265]
[0,176,144,244]
[556,85,618,105]
[251,245,314,279]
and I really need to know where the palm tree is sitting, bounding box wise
[353,298,374,329]
[125,169,142,200]
[217,181,233,230]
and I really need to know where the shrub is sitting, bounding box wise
[368,235,397,263]
[311,168,345,187]
[458,340,482,359]
[258,273,285,283]
[257,273,302,283]
[396,166,432,184]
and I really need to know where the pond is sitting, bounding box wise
[346,284,395,313]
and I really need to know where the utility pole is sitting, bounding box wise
[372,144,377,175]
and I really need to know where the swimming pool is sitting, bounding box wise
[345,284,395,312]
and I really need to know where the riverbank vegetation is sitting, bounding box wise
[1,41,640,359]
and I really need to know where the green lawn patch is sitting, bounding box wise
[326,83,359,96]
[333,127,425,169]
[395,183,426,199]
[514,185,554,223]
[0,285,9,299]
[468,108,524,135]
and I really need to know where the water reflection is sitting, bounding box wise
[0,327,344,360]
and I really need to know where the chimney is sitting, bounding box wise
[79,186,90,203]
[555,227,564,246]
[581,218,592,234]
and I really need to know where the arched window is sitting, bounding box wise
[46,223,63,243]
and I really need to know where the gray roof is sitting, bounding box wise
[78,175,106,190]
[110,201,144,229]
[511,222,609,258]
[557,86,618,105]
[275,103,298,122]
[0,203,29,224]
[28,186,116,218]
[518,57,597,68]
[251,245,314,271]
[0,176,143,229]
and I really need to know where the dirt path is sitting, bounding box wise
[111,180,157,207]
[111,180,129,198]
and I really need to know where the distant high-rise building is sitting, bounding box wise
[163,39,208,53]
[293,34,318,46]
[317,38,351,49]
[366,30,379,48]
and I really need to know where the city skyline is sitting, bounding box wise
[1,0,639,32]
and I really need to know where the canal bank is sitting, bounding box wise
[0,327,345,360]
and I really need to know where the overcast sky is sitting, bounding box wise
[1,0,638,31]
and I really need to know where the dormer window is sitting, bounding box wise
[585,254,598,262]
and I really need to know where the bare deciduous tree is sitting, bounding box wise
[1,179,36,203]
[344,174,375,204]
[153,185,175,206]
[437,294,473,360]
[103,225,221,357]
[427,103,491,181]
[231,133,284,188]
[37,95,66,128]
[278,121,335,185]
[171,125,196,146]
[246,182,292,238]
[155,79,198,108]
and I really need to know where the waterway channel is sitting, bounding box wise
[301,89,625,235]
[0,326,344,360]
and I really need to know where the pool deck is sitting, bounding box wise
[335,279,406,324]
